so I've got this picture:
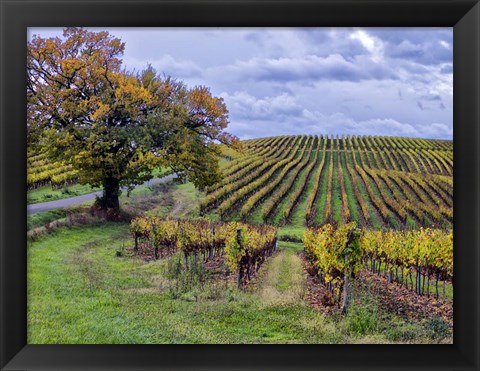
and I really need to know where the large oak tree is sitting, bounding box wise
[27,28,238,209]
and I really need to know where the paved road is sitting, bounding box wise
[27,173,178,214]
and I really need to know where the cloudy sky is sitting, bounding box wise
[28,28,453,140]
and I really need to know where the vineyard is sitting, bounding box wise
[202,135,453,231]
[127,135,453,316]
[28,134,454,343]
[304,223,452,311]
[130,217,278,287]
[27,152,78,190]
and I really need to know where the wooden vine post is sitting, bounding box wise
[152,224,158,260]
[208,225,215,261]
[236,228,243,289]
[134,233,139,251]
[341,252,350,314]
[341,229,356,314]
[416,262,422,295]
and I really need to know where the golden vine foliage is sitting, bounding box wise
[360,228,453,279]
[304,222,362,291]
[129,217,277,273]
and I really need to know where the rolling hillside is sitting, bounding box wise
[202,135,453,230]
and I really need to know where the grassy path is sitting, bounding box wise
[255,245,306,306]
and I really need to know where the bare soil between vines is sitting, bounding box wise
[300,252,453,325]
[357,270,453,326]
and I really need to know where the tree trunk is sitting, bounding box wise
[98,177,120,209]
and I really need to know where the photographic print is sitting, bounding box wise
[26,27,453,344]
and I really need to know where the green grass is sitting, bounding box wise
[278,240,304,252]
[28,223,451,344]
[245,199,266,225]
[122,181,203,220]
[28,223,337,344]
[278,225,305,243]
[28,209,69,230]
[256,246,305,301]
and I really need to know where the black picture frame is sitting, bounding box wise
[1,0,479,370]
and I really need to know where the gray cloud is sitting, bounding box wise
[125,55,203,79]
[28,27,453,140]
[221,91,451,140]
[440,64,453,74]
[215,54,398,83]
[221,91,304,120]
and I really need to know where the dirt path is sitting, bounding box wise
[27,174,177,214]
